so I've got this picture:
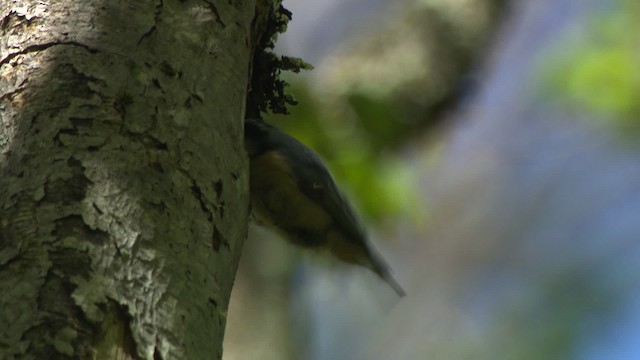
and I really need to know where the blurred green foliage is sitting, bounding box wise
[541,0,640,127]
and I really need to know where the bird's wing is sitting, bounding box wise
[287,145,368,244]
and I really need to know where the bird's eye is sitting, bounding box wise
[312,182,323,189]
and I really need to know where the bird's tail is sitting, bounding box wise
[367,251,406,297]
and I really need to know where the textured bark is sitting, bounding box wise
[0,0,260,358]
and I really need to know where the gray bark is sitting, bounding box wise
[1,0,257,358]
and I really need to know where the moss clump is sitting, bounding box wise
[247,2,313,117]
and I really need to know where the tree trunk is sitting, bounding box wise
[0,0,264,358]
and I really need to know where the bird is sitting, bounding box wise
[245,118,405,297]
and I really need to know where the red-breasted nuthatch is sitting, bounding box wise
[245,118,405,297]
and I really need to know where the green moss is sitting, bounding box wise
[246,2,313,116]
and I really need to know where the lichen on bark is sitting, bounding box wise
[246,0,313,117]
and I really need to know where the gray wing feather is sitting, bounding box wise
[285,145,368,244]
